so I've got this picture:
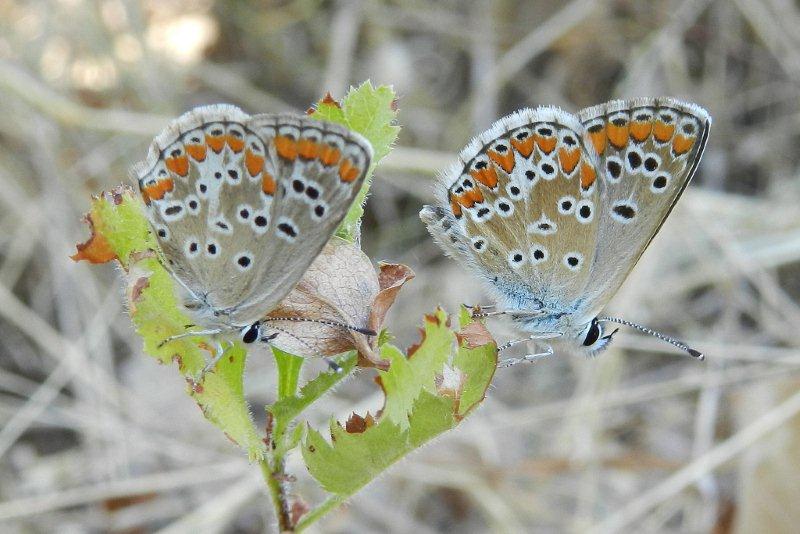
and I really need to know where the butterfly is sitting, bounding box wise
[133,104,374,373]
[420,97,710,365]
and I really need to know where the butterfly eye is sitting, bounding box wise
[582,319,601,346]
[580,318,616,353]
[241,323,260,344]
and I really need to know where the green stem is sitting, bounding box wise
[295,494,347,532]
[261,456,293,531]
[262,349,306,531]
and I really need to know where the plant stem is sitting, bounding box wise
[261,455,294,531]
[295,494,347,531]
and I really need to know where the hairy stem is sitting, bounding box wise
[261,455,294,531]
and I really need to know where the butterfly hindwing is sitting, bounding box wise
[422,107,602,311]
[576,98,710,318]
[134,105,372,326]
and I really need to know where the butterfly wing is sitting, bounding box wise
[574,98,711,319]
[421,107,603,313]
[234,113,372,322]
[134,105,372,326]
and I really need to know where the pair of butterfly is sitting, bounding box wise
[136,98,709,374]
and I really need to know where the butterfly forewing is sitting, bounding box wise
[576,98,710,318]
[233,113,372,322]
[134,105,372,327]
[421,107,603,311]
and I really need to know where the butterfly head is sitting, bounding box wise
[579,317,618,355]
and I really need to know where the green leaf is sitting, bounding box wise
[268,352,357,441]
[310,81,400,240]
[273,347,304,401]
[301,308,496,496]
[377,313,454,429]
[75,189,267,460]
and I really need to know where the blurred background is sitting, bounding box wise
[2,0,800,532]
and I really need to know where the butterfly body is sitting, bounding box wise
[133,104,372,347]
[421,98,710,356]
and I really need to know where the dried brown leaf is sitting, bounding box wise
[345,412,376,433]
[456,320,494,349]
[265,238,413,368]
[71,212,117,264]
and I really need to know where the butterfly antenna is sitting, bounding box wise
[597,317,704,361]
[264,317,377,336]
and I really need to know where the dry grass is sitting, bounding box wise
[1,0,800,532]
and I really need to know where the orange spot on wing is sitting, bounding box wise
[469,166,498,189]
[185,144,207,162]
[672,134,694,155]
[535,135,557,154]
[510,136,535,158]
[630,122,652,143]
[206,135,225,153]
[488,149,515,174]
[607,121,629,149]
[653,121,675,143]
[320,145,341,166]
[450,197,462,218]
[141,178,174,204]
[580,160,597,190]
[338,158,360,182]
[261,171,276,195]
[588,126,607,155]
[297,139,319,160]
[165,155,189,177]
[226,135,245,153]
[459,187,484,208]
[275,136,298,160]
[558,147,581,174]
[245,150,264,177]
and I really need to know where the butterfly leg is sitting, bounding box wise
[499,344,554,368]
[470,309,546,319]
[193,340,234,383]
[498,332,562,351]
[158,329,224,348]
